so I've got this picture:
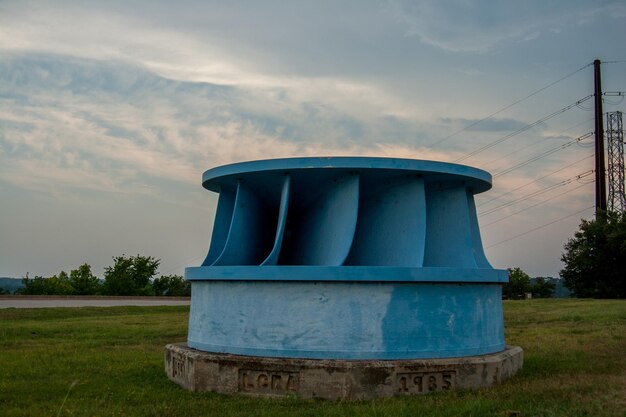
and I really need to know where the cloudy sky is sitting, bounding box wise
[1,0,625,279]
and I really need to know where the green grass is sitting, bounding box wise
[1,300,625,417]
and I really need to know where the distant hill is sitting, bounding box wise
[0,277,24,294]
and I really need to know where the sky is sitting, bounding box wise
[1,0,625,279]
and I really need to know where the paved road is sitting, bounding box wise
[0,297,190,308]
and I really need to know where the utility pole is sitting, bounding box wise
[594,59,607,216]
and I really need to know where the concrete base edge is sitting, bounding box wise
[165,343,523,400]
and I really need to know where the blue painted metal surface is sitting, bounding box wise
[260,175,290,266]
[187,157,508,360]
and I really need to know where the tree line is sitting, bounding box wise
[502,268,557,299]
[14,255,190,296]
[5,211,624,298]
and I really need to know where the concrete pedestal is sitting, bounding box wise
[165,343,523,400]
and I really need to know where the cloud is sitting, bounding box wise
[0,0,518,129]
[0,0,448,143]
[0,2,384,88]
[0,53,457,199]
[387,0,626,52]
[440,117,530,132]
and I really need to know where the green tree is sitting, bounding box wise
[560,211,626,298]
[103,255,160,296]
[69,263,102,295]
[503,267,531,299]
[18,272,73,295]
[17,275,46,295]
[48,271,74,295]
[530,277,556,298]
[152,274,190,296]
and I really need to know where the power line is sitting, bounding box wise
[159,254,205,276]
[480,169,593,216]
[454,95,594,163]
[485,205,594,249]
[492,132,593,178]
[603,92,625,106]
[478,153,594,208]
[576,100,595,111]
[427,62,594,149]
[479,170,594,216]
[483,117,593,170]
[481,181,592,228]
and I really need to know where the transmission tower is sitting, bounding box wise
[606,111,625,213]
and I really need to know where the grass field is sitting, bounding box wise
[0,299,624,417]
